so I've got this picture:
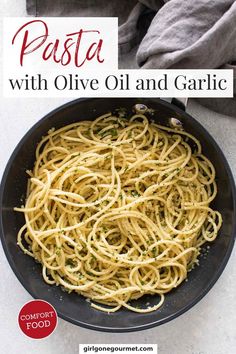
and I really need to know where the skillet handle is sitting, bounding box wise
[162,98,188,111]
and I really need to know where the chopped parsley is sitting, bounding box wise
[152,247,157,257]
[99,129,118,138]
[131,190,140,197]
[101,226,108,233]
[65,259,75,267]
[128,131,132,138]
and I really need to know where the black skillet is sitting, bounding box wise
[0,98,235,332]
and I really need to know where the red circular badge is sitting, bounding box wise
[18,300,57,339]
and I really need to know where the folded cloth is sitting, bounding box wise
[137,0,236,109]
[27,0,236,69]
[26,0,236,114]
[137,0,236,69]
[27,0,236,68]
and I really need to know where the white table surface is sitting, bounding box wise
[0,2,236,354]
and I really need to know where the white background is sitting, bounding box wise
[0,1,236,354]
[3,16,118,77]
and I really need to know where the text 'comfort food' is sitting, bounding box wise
[15,111,222,313]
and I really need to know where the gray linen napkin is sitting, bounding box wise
[137,0,236,114]
[137,0,236,70]
[27,0,236,70]
[27,0,236,116]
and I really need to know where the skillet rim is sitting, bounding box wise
[0,97,235,332]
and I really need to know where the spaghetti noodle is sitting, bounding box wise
[15,111,222,313]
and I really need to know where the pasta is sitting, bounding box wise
[15,110,222,313]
